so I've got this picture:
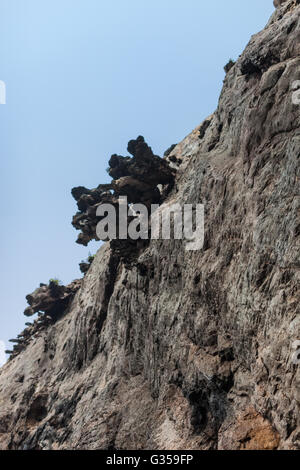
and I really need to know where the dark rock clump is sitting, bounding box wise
[24,280,81,319]
[6,279,81,361]
[224,59,235,74]
[71,136,175,249]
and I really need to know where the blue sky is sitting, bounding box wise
[0,0,274,365]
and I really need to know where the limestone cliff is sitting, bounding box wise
[0,0,299,450]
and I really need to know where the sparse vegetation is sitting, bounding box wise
[49,278,61,286]
[81,253,95,264]
[79,252,96,275]
[87,252,95,264]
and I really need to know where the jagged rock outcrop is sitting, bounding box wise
[71,136,175,247]
[79,254,95,275]
[5,280,81,361]
[24,280,81,319]
[0,1,299,450]
[224,59,235,74]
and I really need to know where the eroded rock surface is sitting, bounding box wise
[273,0,289,8]
[0,1,299,450]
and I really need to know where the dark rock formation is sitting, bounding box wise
[79,262,90,274]
[24,280,81,319]
[79,254,95,275]
[0,1,299,450]
[71,136,175,247]
[110,136,174,189]
[164,143,177,157]
[5,280,82,361]
[224,59,235,74]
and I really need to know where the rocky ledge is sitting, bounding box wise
[5,280,82,362]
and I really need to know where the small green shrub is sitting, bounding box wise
[87,253,95,264]
[49,278,61,285]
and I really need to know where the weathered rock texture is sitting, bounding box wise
[0,1,299,450]
[273,0,288,8]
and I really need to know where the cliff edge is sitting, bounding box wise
[0,0,299,450]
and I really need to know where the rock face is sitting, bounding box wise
[0,1,299,450]
[273,0,288,8]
